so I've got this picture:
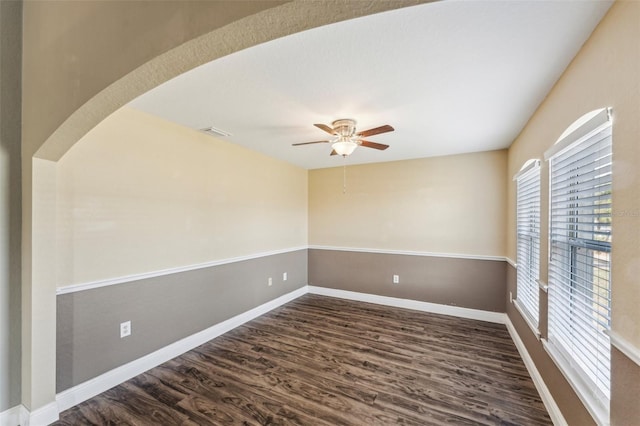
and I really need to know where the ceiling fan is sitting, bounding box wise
[292,119,394,156]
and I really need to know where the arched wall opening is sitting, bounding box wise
[21,0,431,418]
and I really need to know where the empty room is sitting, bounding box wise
[1,1,639,425]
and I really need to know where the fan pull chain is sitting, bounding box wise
[343,157,347,194]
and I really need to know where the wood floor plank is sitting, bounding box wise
[219,332,501,425]
[243,313,536,405]
[153,358,337,426]
[268,299,539,395]
[181,346,414,425]
[54,294,552,425]
[230,322,548,425]
[274,301,525,366]
[226,322,545,418]
[260,309,528,380]
[206,335,482,425]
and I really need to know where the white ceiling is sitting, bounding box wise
[129,0,612,170]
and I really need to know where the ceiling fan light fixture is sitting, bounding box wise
[332,139,358,156]
[293,119,393,157]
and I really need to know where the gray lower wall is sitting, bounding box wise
[57,248,507,394]
[308,249,506,313]
[0,0,22,412]
[611,346,640,425]
[56,249,307,392]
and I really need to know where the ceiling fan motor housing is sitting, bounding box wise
[332,119,357,138]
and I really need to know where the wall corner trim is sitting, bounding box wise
[307,286,506,324]
[505,257,517,268]
[0,405,29,426]
[505,317,568,426]
[607,330,640,367]
[56,285,308,413]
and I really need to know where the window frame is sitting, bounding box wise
[543,108,612,426]
[513,159,541,336]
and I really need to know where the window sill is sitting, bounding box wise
[542,338,610,426]
[606,330,640,367]
[512,299,541,340]
[537,279,548,293]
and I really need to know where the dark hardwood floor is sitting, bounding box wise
[54,294,552,425]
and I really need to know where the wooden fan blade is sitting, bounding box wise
[292,140,330,146]
[360,140,389,150]
[330,150,338,156]
[356,124,394,138]
[314,123,337,135]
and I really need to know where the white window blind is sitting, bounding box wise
[546,112,612,420]
[515,161,541,326]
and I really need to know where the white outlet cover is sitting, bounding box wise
[268,277,273,286]
[393,275,400,284]
[120,321,131,338]
[283,272,287,281]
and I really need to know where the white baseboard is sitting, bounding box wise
[0,405,28,426]
[56,286,308,413]
[505,316,567,426]
[0,405,19,426]
[307,286,506,324]
[1,403,59,426]
[26,402,58,426]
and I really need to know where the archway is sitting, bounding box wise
[21,0,431,420]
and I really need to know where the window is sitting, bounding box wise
[514,160,541,329]
[544,108,612,423]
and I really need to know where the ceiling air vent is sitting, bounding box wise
[200,125,232,138]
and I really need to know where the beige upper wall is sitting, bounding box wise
[56,107,307,287]
[507,0,640,349]
[309,150,507,257]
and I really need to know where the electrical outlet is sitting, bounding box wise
[510,291,513,303]
[283,272,287,281]
[120,321,131,338]
[268,277,273,287]
[393,275,400,284]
